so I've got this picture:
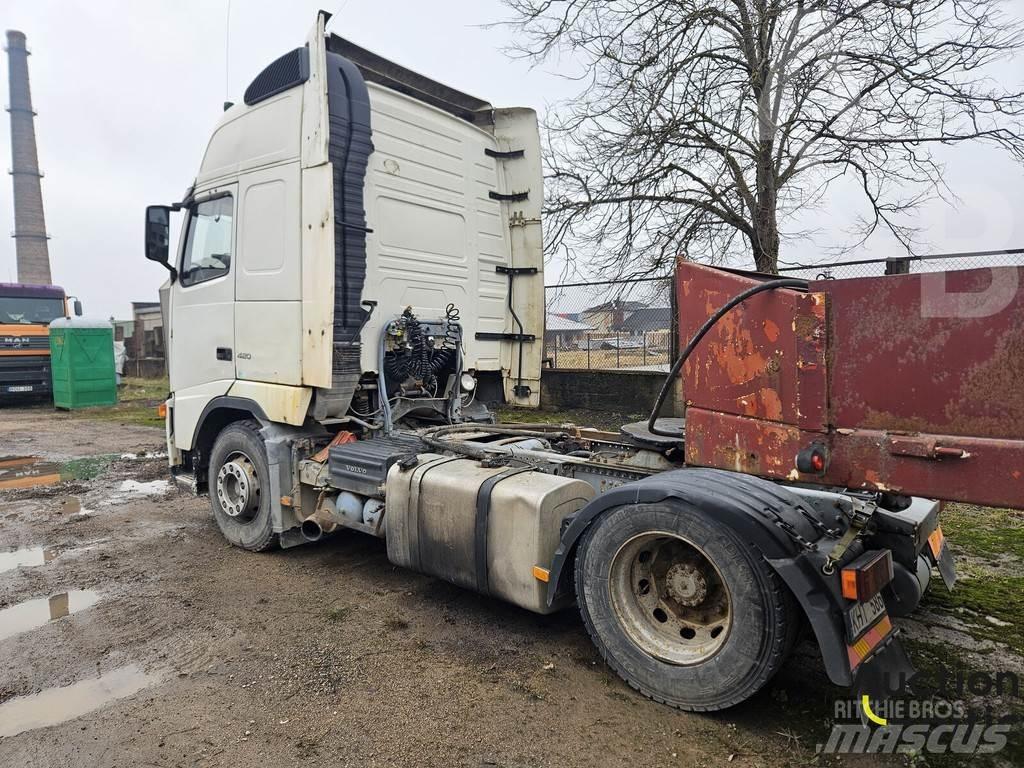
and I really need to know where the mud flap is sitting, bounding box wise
[853,635,915,698]
[769,555,860,687]
[928,533,958,591]
[771,552,919,694]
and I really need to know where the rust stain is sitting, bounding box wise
[710,310,768,384]
[758,388,783,421]
[763,319,780,343]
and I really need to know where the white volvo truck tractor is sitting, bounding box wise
[144,12,959,711]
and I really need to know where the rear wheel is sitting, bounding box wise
[575,501,797,711]
[209,420,277,552]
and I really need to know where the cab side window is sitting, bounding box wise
[180,195,233,287]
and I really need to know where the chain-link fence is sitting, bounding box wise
[777,248,1024,280]
[544,248,1023,370]
[544,276,674,371]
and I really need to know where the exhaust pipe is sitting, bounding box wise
[300,506,340,542]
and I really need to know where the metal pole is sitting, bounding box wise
[616,332,621,368]
[643,331,647,366]
[587,334,591,369]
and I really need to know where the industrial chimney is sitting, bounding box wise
[5,30,51,285]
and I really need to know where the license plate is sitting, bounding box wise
[6,385,33,393]
[847,613,895,673]
[844,592,887,641]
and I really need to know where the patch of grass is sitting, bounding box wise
[919,503,1024,654]
[923,575,1024,654]
[941,503,1024,561]
[69,376,168,428]
[325,605,353,623]
[59,454,117,481]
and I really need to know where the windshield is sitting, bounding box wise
[0,296,65,325]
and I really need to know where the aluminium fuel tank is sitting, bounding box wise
[385,455,594,614]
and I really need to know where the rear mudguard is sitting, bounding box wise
[546,467,913,689]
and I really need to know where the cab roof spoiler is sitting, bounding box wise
[326,34,494,127]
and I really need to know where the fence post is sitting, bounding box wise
[643,331,647,366]
[885,258,912,276]
[587,334,591,369]
[553,341,558,369]
[616,332,621,368]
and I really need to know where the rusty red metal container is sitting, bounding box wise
[677,262,1024,509]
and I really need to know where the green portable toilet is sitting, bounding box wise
[49,318,117,409]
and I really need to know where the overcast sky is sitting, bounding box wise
[2,0,1023,319]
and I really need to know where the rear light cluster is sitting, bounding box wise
[840,549,894,602]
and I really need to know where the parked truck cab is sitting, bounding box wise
[145,15,543,484]
[0,282,79,401]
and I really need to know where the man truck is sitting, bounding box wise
[144,12,1023,711]
[0,282,80,401]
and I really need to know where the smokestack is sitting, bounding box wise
[5,30,51,285]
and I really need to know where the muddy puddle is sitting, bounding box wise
[0,456,66,491]
[0,453,171,498]
[0,545,60,574]
[60,497,94,516]
[0,664,159,738]
[102,479,170,506]
[0,590,101,641]
[0,455,113,491]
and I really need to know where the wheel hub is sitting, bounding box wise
[665,563,707,607]
[216,454,260,520]
[609,531,732,666]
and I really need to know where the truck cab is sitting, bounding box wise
[0,282,77,401]
[146,15,544,481]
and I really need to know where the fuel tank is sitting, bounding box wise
[384,455,595,613]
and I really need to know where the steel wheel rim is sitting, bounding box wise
[216,451,261,522]
[609,531,732,665]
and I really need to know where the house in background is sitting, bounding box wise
[614,306,672,335]
[131,302,164,359]
[112,302,166,378]
[545,314,596,350]
[613,306,673,350]
[580,299,646,334]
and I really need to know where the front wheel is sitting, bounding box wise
[208,420,277,552]
[575,501,797,711]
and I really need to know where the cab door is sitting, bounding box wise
[168,186,237,400]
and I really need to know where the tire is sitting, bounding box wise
[575,500,797,711]
[208,420,277,552]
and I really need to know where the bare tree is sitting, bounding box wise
[503,0,1024,275]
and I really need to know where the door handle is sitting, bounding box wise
[216,347,232,361]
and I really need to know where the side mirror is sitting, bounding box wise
[73,299,83,316]
[145,205,176,279]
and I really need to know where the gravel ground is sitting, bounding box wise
[0,405,1015,767]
